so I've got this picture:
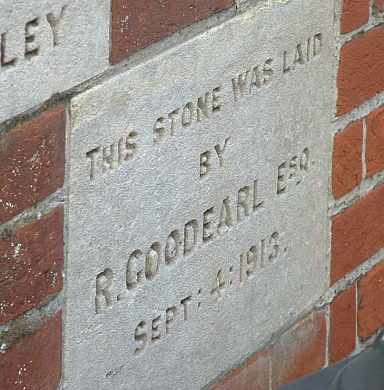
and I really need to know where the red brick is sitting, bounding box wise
[375,0,384,12]
[0,208,64,324]
[341,0,370,34]
[212,350,271,390]
[331,184,384,283]
[0,107,65,224]
[330,285,357,363]
[0,312,61,390]
[337,26,384,116]
[271,311,326,388]
[332,121,363,199]
[358,261,384,340]
[366,106,384,177]
[111,0,234,64]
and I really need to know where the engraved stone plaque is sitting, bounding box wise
[66,0,336,388]
[0,0,109,123]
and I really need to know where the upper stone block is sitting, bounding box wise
[0,0,110,124]
[111,0,234,64]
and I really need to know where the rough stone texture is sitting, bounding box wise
[111,0,234,64]
[0,311,62,390]
[212,350,271,390]
[366,106,384,177]
[337,25,384,116]
[0,0,110,124]
[0,207,64,324]
[66,1,336,388]
[332,120,363,199]
[340,0,370,34]
[330,285,357,363]
[0,106,65,224]
[331,184,384,283]
[358,261,384,340]
[271,311,327,388]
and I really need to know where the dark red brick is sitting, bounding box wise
[358,261,384,340]
[366,106,384,177]
[0,208,64,324]
[375,0,384,12]
[0,107,65,224]
[271,311,326,388]
[330,285,357,363]
[340,0,370,34]
[331,184,384,283]
[111,0,234,64]
[0,312,62,390]
[332,121,363,199]
[337,26,384,115]
[212,350,271,390]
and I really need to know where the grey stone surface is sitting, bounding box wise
[235,0,293,12]
[65,0,336,389]
[0,0,109,124]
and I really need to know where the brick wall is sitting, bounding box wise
[0,107,65,389]
[0,0,383,389]
[212,1,384,388]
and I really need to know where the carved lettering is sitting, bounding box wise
[240,232,281,286]
[25,18,40,59]
[200,150,211,178]
[283,34,322,74]
[153,86,223,143]
[133,294,192,354]
[131,229,285,355]
[46,6,67,46]
[277,148,311,194]
[232,59,274,101]
[165,230,180,264]
[0,6,68,71]
[200,137,231,178]
[217,197,233,234]
[184,220,198,255]
[1,33,16,68]
[134,321,147,355]
[203,207,215,243]
[145,243,161,280]
[214,137,230,168]
[86,132,138,180]
[95,269,114,314]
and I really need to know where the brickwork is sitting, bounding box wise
[337,26,384,115]
[213,0,384,385]
[375,0,384,12]
[329,0,384,369]
[0,107,65,224]
[213,311,327,389]
[330,285,357,363]
[332,120,363,199]
[340,0,370,33]
[0,207,64,324]
[0,313,62,390]
[111,0,234,64]
[358,262,384,340]
[366,106,384,177]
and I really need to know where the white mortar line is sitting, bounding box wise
[0,188,65,235]
[329,171,384,216]
[355,280,360,351]
[362,117,368,179]
[316,248,384,308]
[332,91,384,133]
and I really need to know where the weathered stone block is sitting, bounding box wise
[66,0,336,388]
[0,0,110,123]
